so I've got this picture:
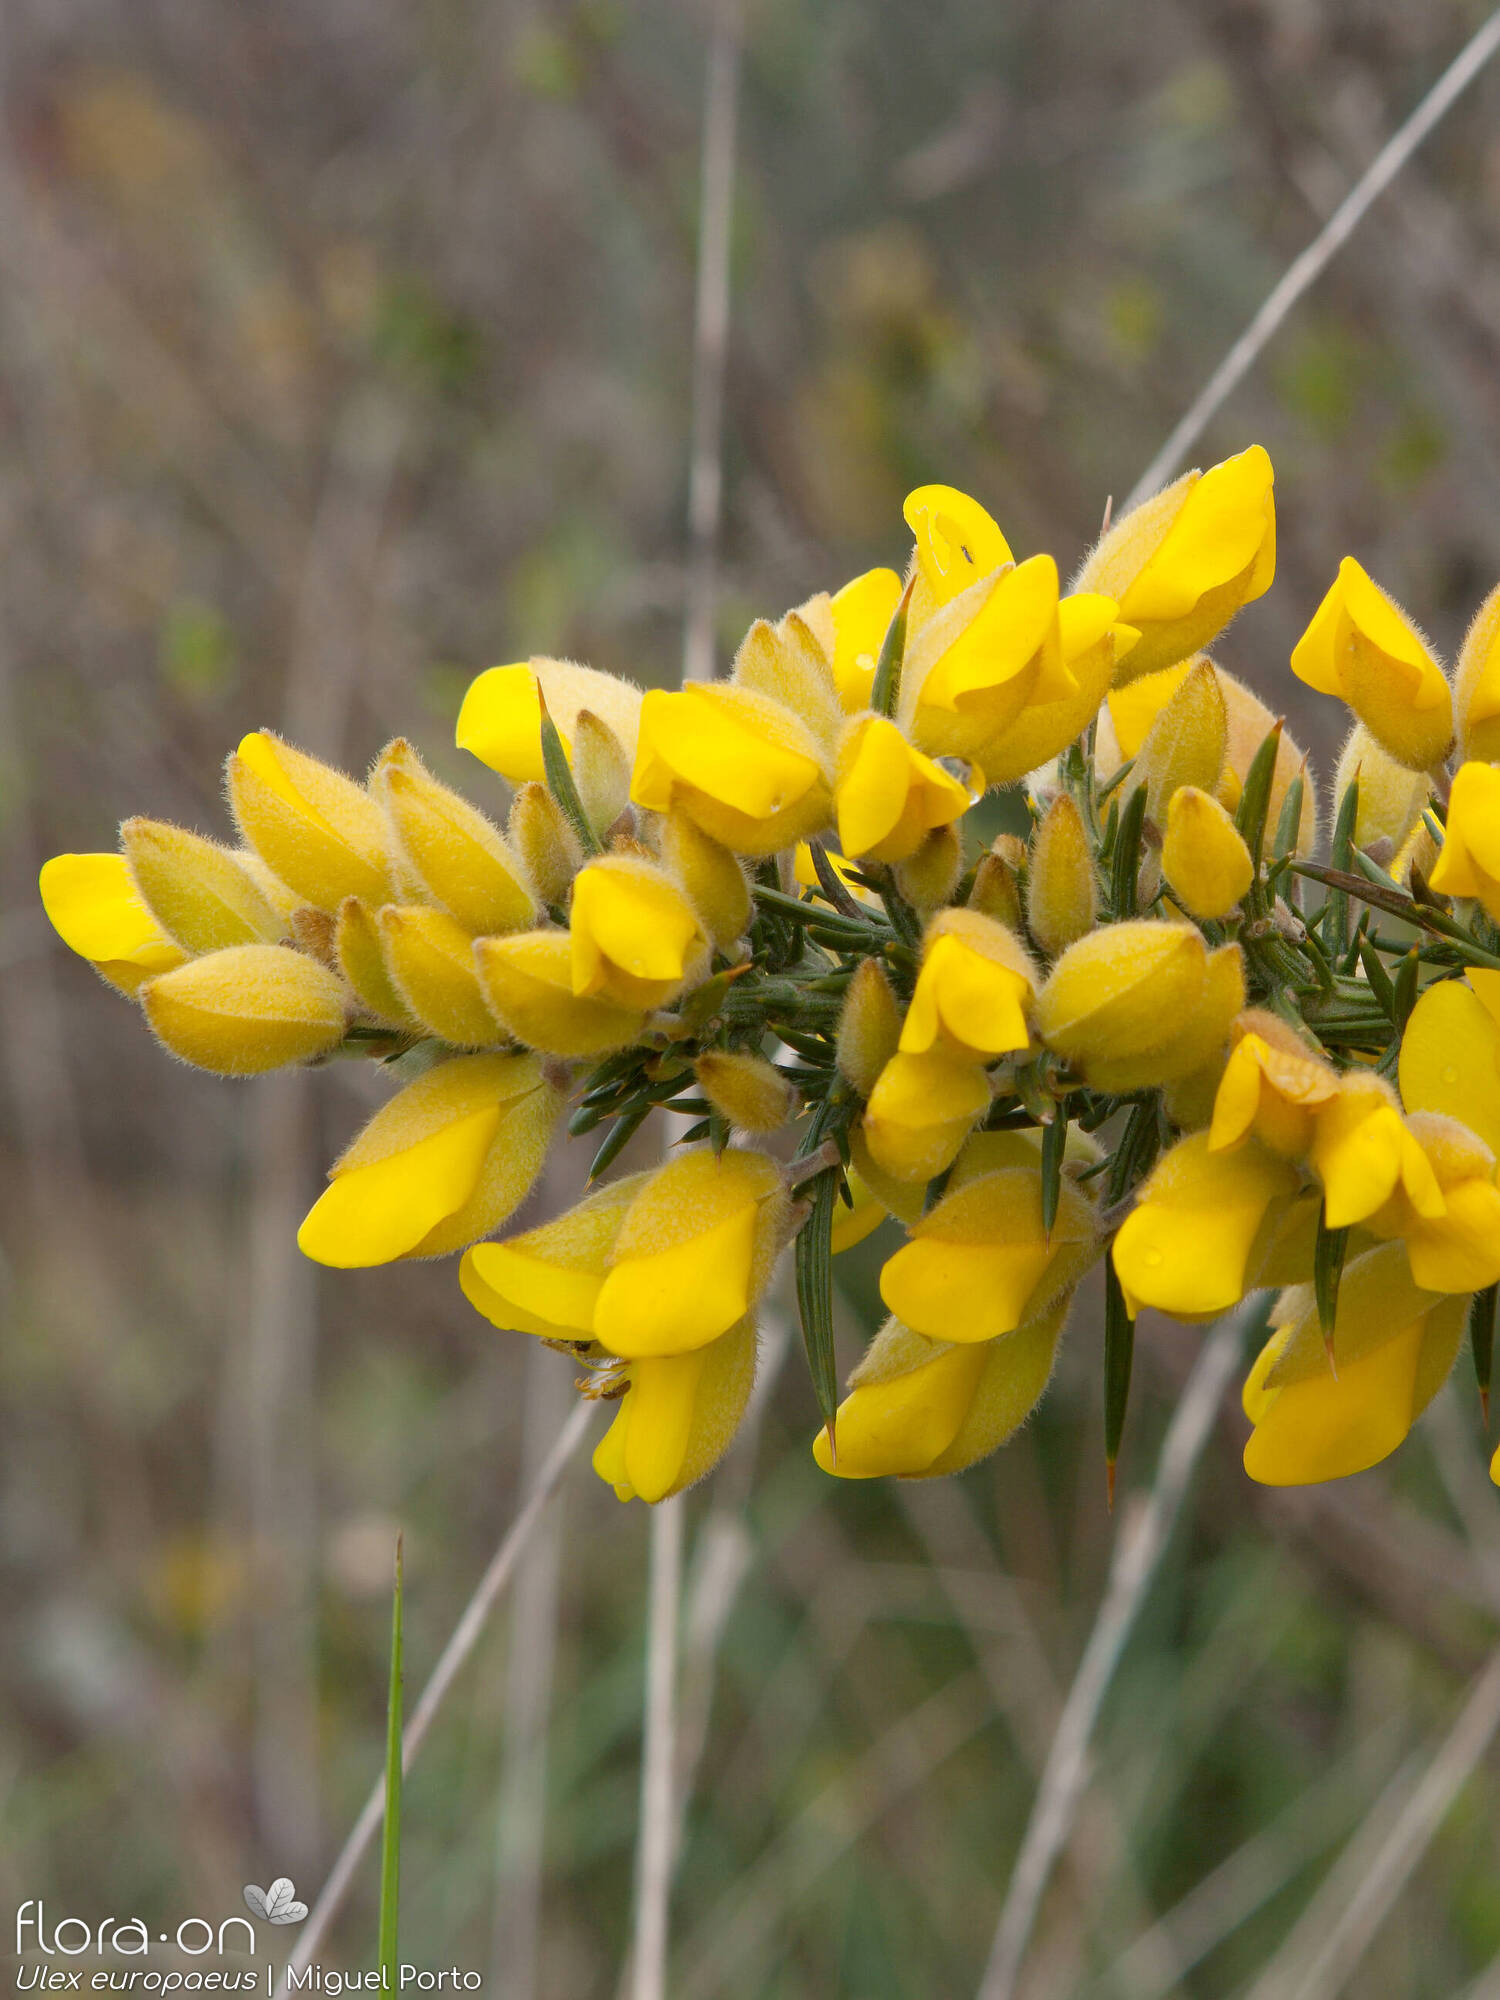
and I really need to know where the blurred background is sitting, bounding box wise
[7,1,1500,1994]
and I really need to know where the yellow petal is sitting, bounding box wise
[39,852,184,982]
[594,1203,758,1359]
[830,567,902,711]
[1112,1132,1297,1319]
[299,1105,501,1267]
[903,484,1012,605]
[1244,1319,1423,1486]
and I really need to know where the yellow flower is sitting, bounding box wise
[1208,1017,1337,1157]
[372,739,536,935]
[1427,761,1500,920]
[973,593,1135,787]
[455,657,642,783]
[569,854,708,1011]
[1399,970,1500,1156]
[1361,1112,1500,1294]
[1290,557,1453,771]
[630,683,832,855]
[377,905,502,1048]
[460,1172,649,1339]
[593,1317,757,1503]
[860,1050,991,1183]
[1077,445,1275,680]
[1112,1131,1299,1320]
[834,714,973,863]
[878,1141,1096,1342]
[475,930,646,1056]
[226,731,394,911]
[1242,1244,1465,1485]
[1035,920,1239,1090]
[141,943,350,1075]
[897,908,1036,1063]
[1454,578,1500,763]
[811,1299,1069,1480]
[39,852,186,993]
[1308,1072,1443,1230]
[662,813,752,945]
[120,820,288,955]
[730,611,843,752]
[1129,658,1227,823]
[829,566,902,711]
[590,1146,789,1359]
[1160,787,1253,920]
[835,958,904,1097]
[901,554,1072,762]
[1025,795,1097,956]
[903,483,1013,616]
[298,1052,562,1266]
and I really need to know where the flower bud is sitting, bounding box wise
[1112,1131,1299,1320]
[879,1155,1096,1343]
[591,1146,789,1359]
[1309,1072,1443,1230]
[1130,658,1227,824]
[660,813,751,946]
[829,566,902,712]
[901,555,1070,761]
[460,1171,651,1338]
[898,908,1036,1063]
[835,958,903,1096]
[377,905,502,1047]
[811,1299,1068,1480]
[1242,1244,1464,1486]
[226,731,394,911]
[834,714,972,863]
[968,840,1025,931]
[731,612,842,751]
[1026,795,1097,954]
[120,818,287,954]
[298,1051,562,1266]
[975,595,1136,786]
[903,483,1012,620]
[141,943,350,1075]
[631,683,833,856]
[860,1050,990,1183]
[1334,724,1431,855]
[1075,445,1275,680]
[508,783,582,904]
[39,852,186,993]
[569,854,708,1010]
[593,1317,757,1503]
[893,824,963,912]
[1400,970,1500,1157]
[475,930,645,1056]
[1160,786,1252,920]
[1427,760,1500,919]
[572,710,633,839]
[455,657,643,782]
[1291,557,1453,771]
[694,1051,795,1134]
[1454,578,1500,762]
[335,898,419,1028]
[1208,1014,1336,1157]
[1036,919,1214,1087]
[372,739,536,935]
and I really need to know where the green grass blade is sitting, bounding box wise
[379,1534,404,1989]
[795,1169,839,1439]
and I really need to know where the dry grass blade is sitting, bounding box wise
[1122,6,1500,512]
[629,1496,686,2000]
[975,1308,1248,2000]
[276,1399,596,1997]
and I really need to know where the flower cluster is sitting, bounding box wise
[40,445,1500,1502]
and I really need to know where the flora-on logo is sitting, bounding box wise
[243,1878,308,1925]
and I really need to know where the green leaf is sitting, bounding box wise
[1471,1284,1497,1423]
[589,1097,652,1179]
[1111,782,1148,919]
[869,578,914,719]
[795,1169,839,1433]
[1104,1256,1134,1505]
[1358,936,1396,1020]
[1393,946,1420,1031]
[1234,720,1283,873]
[1314,1202,1350,1354]
[1040,1104,1067,1236]
[538,690,602,858]
[378,1535,404,1991]
[1324,779,1360,959]
[1272,772,1304,860]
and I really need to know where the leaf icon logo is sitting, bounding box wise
[243,1878,309,1925]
